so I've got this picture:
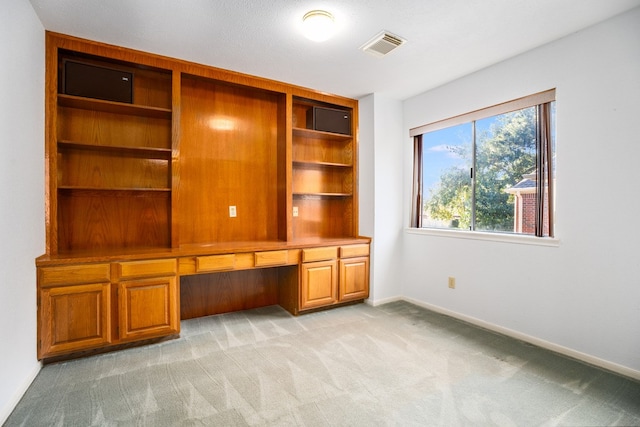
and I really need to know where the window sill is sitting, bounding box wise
[405,227,560,247]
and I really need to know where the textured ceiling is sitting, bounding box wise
[28,0,640,100]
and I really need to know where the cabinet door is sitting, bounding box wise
[39,283,111,358]
[339,257,369,302]
[118,276,179,341]
[300,260,337,310]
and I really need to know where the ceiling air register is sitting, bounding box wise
[360,31,406,57]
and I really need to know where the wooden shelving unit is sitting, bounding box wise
[291,98,356,239]
[52,48,173,254]
[37,32,369,361]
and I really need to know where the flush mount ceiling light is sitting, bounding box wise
[302,10,335,42]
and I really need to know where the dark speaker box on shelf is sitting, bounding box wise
[307,106,351,135]
[62,60,133,103]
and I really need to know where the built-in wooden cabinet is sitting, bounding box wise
[301,260,339,310]
[118,277,178,341]
[38,263,112,358]
[116,259,179,341]
[37,32,370,361]
[37,259,180,359]
[339,257,370,302]
[298,244,370,313]
[338,244,370,302]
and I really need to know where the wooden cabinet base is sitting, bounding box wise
[37,258,180,361]
[37,241,369,360]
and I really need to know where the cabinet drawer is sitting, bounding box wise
[196,254,236,272]
[117,259,177,279]
[39,263,110,287]
[340,244,370,258]
[254,250,289,267]
[302,246,338,262]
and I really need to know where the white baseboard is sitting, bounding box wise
[0,362,41,425]
[402,297,640,382]
[366,295,404,307]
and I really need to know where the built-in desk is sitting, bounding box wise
[35,238,370,361]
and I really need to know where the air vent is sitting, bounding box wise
[360,31,406,57]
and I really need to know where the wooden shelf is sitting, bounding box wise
[58,140,172,159]
[293,127,352,140]
[293,160,352,168]
[293,192,352,198]
[58,94,172,119]
[58,186,171,192]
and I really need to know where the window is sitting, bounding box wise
[411,90,556,237]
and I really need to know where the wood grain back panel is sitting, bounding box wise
[57,107,171,150]
[292,165,353,195]
[292,132,353,165]
[57,190,170,252]
[132,68,172,109]
[58,148,170,189]
[178,76,282,244]
[292,196,354,239]
[180,269,281,319]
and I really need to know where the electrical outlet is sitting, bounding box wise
[229,206,237,217]
[293,206,299,217]
[448,277,456,289]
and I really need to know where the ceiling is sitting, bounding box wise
[28,0,640,100]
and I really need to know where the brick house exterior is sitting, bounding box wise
[506,172,550,235]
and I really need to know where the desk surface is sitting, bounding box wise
[36,236,372,266]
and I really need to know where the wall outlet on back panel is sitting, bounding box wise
[448,277,456,289]
[293,206,299,217]
[229,206,237,217]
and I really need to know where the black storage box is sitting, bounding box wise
[62,60,133,103]
[307,106,351,135]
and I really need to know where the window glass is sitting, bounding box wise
[421,123,472,229]
[475,107,537,233]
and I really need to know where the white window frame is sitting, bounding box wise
[410,89,557,242]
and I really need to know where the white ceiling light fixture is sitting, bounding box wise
[302,10,335,42]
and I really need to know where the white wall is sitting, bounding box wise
[0,0,44,423]
[401,7,640,377]
[358,96,375,248]
[359,94,404,304]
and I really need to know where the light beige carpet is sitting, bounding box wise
[6,301,640,426]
